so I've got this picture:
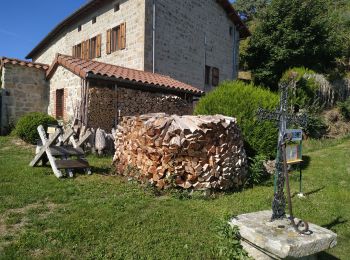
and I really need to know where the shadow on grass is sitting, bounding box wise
[90,166,111,176]
[300,155,311,170]
[322,216,348,231]
[291,186,325,198]
[317,251,340,260]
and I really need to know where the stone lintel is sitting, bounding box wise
[230,211,337,259]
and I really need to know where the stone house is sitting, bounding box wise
[0,0,249,133]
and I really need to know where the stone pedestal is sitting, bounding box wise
[230,211,337,259]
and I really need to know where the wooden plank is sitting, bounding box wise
[34,125,63,178]
[50,146,85,157]
[76,130,91,148]
[29,127,61,167]
[55,159,90,169]
[60,128,74,144]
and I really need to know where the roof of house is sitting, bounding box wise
[0,57,49,71]
[47,54,204,96]
[26,0,250,59]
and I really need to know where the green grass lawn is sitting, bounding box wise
[0,136,349,259]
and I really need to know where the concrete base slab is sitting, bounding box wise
[230,211,337,259]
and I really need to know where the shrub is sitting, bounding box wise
[194,81,279,158]
[303,114,328,139]
[280,67,321,111]
[247,154,268,186]
[337,99,350,121]
[15,112,58,144]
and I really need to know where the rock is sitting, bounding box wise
[230,211,337,259]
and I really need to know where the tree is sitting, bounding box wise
[245,0,344,90]
[233,0,270,22]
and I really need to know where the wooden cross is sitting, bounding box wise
[257,82,308,220]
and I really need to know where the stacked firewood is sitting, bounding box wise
[113,114,247,190]
[87,87,193,131]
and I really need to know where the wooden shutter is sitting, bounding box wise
[82,41,86,59]
[106,29,111,54]
[55,89,64,119]
[85,40,90,59]
[120,23,126,49]
[212,67,220,86]
[72,46,76,57]
[96,34,102,58]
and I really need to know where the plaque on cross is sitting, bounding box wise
[257,81,308,225]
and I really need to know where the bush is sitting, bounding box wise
[337,99,350,121]
[303,114,328,139]
[280,67,321,111]
[195,81,279,158]
[247,154,268,186]
[15,112,58,144]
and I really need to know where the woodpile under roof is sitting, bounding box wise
[113,114,248,190]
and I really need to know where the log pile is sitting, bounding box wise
[87,86,193,131]
[113,114,247,190]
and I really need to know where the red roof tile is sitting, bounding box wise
[0,57,49,70]
[47,54,204,96]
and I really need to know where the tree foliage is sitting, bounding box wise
[233,0,270,22]
[245,0,344,90]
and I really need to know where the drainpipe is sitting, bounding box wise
[232,27,237,79]
[204,34,207,92]
[152,0,156,73]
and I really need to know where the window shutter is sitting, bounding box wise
[85,39,90,59]
[55,89,64,119]
[72,46,76,57]
[81,41,86,59]
[212,67,220,86]
[106,29,111,54]
[96,34,102,58]
[120,23,126,49]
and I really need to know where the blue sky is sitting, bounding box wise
[0,0,86,60]
[0,0,235,61]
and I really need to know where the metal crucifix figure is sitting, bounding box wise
[257,80,310,234]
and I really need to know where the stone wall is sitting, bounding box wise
[0,64,48,134]
[88,84,194,131]
[144,0,240,91]
[31,0,240,92]
[33,0,146,71]
[48,66,82,122]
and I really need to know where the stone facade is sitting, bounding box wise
[33,0,146,71]
[88,83,193,131]
[48,66,82,122]
[0,64,48,134]
[144,0,240,91]
[30,0,241,91]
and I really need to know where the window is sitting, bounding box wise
[78,25,82,32]
[92,16,97,24]
[114,3,120,12]
[55,89,64,119]
[72,35,101,60]
[106,23,126,54]
[212,67,220,86]
[90,37,97,59]
[111,26,120,52]
[72,43,82,58]
[229,26,233,36]
[205,65,211,85]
